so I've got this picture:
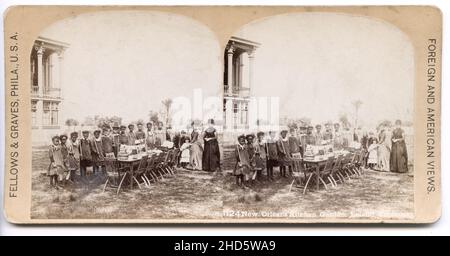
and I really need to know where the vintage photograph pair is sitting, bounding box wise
[3,6,441,223]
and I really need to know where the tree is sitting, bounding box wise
[339,113,351,129]
[83,116,95,126]
[65,118,79,131]
[352,100,363,128]
[65,118,79,127]
[377,120,392,131]
[162,98,173,127]
[148,110,159,125]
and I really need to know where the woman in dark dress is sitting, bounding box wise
[390,120,408,173]
[202,119,221,172]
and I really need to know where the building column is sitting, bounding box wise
[57,51,64,127]
[226,46,234,96]
[35,45,45,128]
[225,99,233,131]
[248,50,255,96]
[57,51,64,97]
[36,45,44,96]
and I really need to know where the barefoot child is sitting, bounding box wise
[48,136,66,189]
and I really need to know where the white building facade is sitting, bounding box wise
[30,37,68,145]
[223,36,259,142]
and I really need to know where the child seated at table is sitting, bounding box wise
[179,137,191,168]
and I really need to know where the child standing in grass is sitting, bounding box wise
[67,132,80,181]
[367,138,379,170]
[265,131,278,181]
[254,132,267,181]
[48,136,66,189]
[234,135,251,187]
[179,137,191,168]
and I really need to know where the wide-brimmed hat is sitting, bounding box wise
[245,134,255,140]
[237,134,246,141]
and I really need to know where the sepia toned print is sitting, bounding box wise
[220,13,414,220]
[3,6,441,223]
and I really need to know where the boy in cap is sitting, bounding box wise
[135,122,146,145]
[59,134,69,164]
[288,128,301,175]
[119,125,129,146]
[101,126,115,173]
[254,131,267,181]
[111,123,120,157]
[333,123,344,150]
[315,124,323,145]
[265,131,278,181]
[79,130,93,177]
[91,129,105,174]
[305,125,316,146]
[59,134,70,182]
[245,134,257,183]
[101,126,114,157]
[277,129,291,177]
[145,122,156,150]
[127,124,136,145]
[67,131,80,181]
[323,123,334,142]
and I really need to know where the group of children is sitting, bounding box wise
[231,121,363,187]
[233,129,303,187]
[47,122,169,189]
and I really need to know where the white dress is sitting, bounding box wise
[367,144,379,164]
[180,143,191,163]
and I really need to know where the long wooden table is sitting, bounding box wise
[302,158,328,191]
[116,157,142,190]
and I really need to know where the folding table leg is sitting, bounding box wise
[133,176,142,189]
[319,177,328,190]
[288,179,295,193]
[102,178,109,193]
[337,172,346,183]
[143,174,151,186]
[116,172,128,195]
[303,173,314,195]
[327,176,335,187]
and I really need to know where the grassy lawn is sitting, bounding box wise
[31,146,414,221]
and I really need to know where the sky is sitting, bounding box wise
[40,11,414,129]
[235,12,414,129]
[40,11,221,124]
